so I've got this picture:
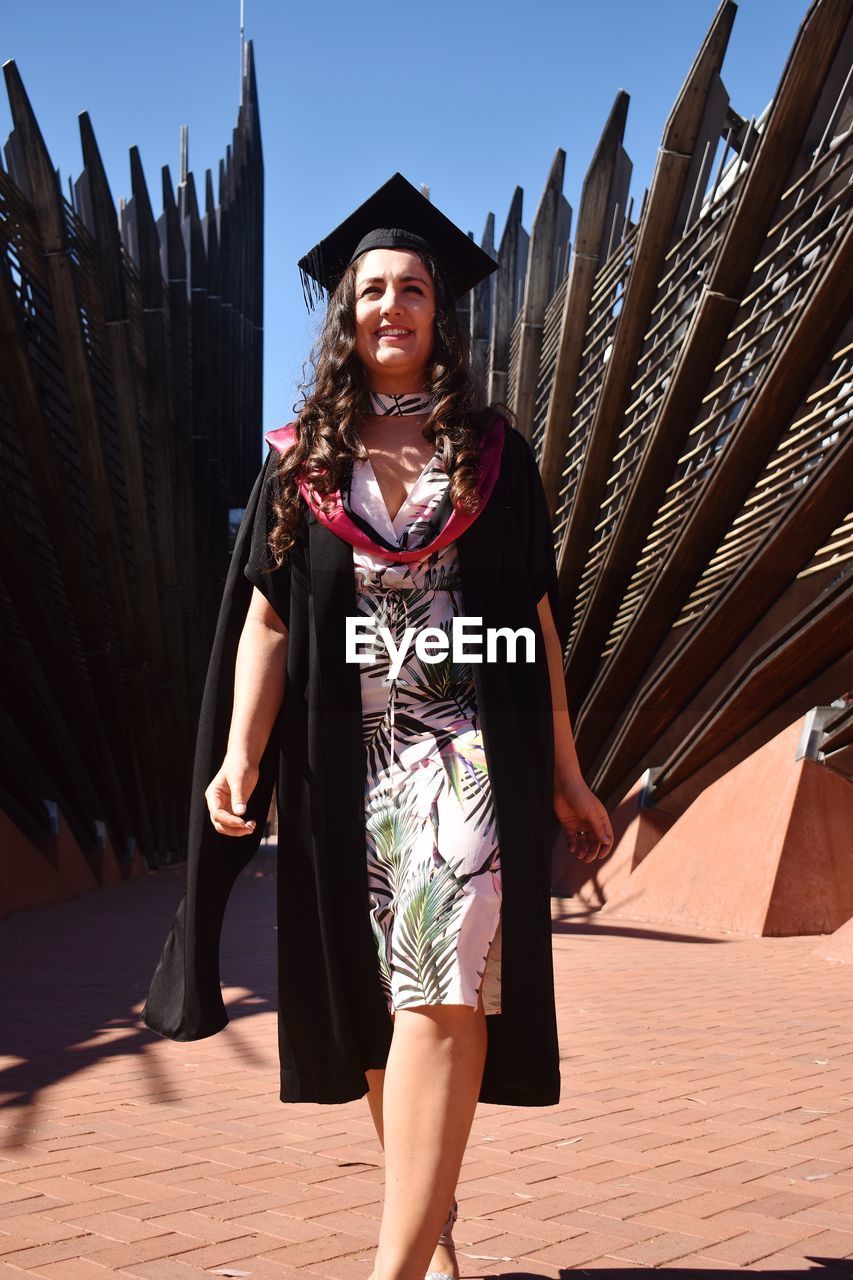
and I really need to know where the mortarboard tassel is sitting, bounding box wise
[298,242,331,313]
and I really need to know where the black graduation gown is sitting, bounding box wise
[141,415,562,1107]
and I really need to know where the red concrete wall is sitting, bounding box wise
[1,808,146,921]
[596,717,853,937]
[0,810,68,919]
[814,915,853,963]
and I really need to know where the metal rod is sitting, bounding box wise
[240,0,245,102]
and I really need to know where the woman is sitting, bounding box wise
[143,173,612,1280]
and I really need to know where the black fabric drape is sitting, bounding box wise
[141,453,281,1040]
[142,418,562,1106]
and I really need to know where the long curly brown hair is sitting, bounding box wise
[266,249,515,565]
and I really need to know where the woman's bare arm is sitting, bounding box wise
[227,588,288,764]
[205,586,288,837]
[537,593,612,861]
[537,593,583,786]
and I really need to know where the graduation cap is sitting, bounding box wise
[297,171,499,312]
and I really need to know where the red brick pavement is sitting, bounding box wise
[2,843,853,1277]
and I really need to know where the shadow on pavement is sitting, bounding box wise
[472,1260,849,1277]
[550,912,729,945]
[0,841,279,1128]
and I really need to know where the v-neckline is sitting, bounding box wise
[361,448,438,531]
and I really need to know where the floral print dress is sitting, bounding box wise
[346,445,503,1016]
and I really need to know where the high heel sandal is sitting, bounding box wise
[425,1197,458,1280]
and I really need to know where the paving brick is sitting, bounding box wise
[118,1192,222,1220]
[663,1251,748,1269]
[299,1259,375,1280]
[700,1227,816,1264]
[544,1208,662,1244]
[629,1206,747,1241]
[603,1230,711,1265]
[0,1237,107,1269]
[741,1251,831,1272]
[781,1225,853,1256]
[703,1207,827,1242]
[739,1187,831,1217]
[465,1228,586,1265]
[0,1235,37,1259]
[77,1230,199,1266]
[226,1209,328,1241]
[256,1229,370,1267]
[807,1188,853,1216]
[472,1210,581,1245]
[0,1193,64,1221]
[521,1230,642,1267]
[218,1260,307,1280]
[118,1260,211,1280]
[26,1260,128,1280]
[202,1191,317,1220]
[581,1187,684,1219]
[54,1211,168,1245]
[0,1216,87,1246]
[295,1209,379,1242]
[558,1158,651,1183]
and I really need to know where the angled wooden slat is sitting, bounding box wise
[539,92,630,518]
[242,42,265,497]
[470,212,495,406]
[488,186,523,408]
[821,703,853,756]
[552,233,636,565]
[79,114,165,670]
[530,270,571,464]
[513,148,565,442]
[129,145,193,840]
[0,620,101,850]
[160,161,197,605]
[78,112,173,854]
[556,0,737,621]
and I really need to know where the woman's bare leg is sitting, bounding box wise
[366,1063,459,1280]
[369,997,487,1280]
[366,1065,462,1279]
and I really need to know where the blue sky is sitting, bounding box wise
[2,0,810,447]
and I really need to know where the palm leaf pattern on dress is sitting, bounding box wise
[365,774,426,905]
[437,734,497,840]
[421,561,462,593]
[369,905,393,1003]
[392,855,467,1005]
[405,616,478,722]
[454,842,501,889]
[365,774,431,1000]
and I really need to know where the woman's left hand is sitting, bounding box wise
[553,775,613,863]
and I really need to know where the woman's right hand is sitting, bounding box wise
[205,755,260,836]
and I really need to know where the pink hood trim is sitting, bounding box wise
[264,414,506,563]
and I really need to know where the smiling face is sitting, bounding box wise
[352,248,437,395]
